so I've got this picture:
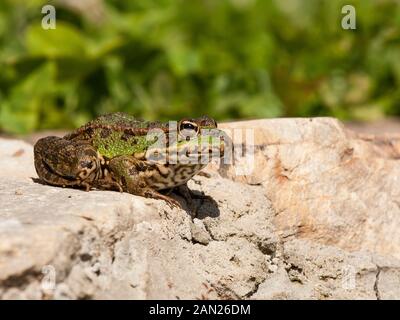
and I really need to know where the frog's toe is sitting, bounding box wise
[165,198,182,209]
[82,182,92,192]
[143,189,182,209]
[159,195,182,209]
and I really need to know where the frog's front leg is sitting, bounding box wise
[175,183,212,201]
[171,183,213,216]
[108,155,181,208]
[34,136,102,190]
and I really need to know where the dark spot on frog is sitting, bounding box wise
[102,142,110,150]
[121,133,133,142]
[85,127,94,136]
[100,128,112,138]
[130,137,138,145]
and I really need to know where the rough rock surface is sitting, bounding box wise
[218,118,400,258]
[0,117,400,300]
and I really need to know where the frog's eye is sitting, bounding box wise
[179,120,199,138]
[179,121,199,132]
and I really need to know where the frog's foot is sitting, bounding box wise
[34,136,102,190]
[94,178,124,192]
[176,183,212,202]
[82,182,91,192]
[144,189,182,209]
[173,183,213,217]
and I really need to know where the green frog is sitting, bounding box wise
[34,112,226,207]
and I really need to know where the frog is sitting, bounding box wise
[33,112,226,208]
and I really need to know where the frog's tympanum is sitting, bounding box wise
[34,112,226,207]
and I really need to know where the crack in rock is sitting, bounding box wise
[374,266,381,300]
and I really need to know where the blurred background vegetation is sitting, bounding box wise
[0,0,400,134]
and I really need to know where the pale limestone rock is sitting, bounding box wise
[0,138,35,179]
[0,116,400,300]
[217,118,400,259]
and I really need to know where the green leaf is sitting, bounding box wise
[26,23,88,58]
[0,62,56,133]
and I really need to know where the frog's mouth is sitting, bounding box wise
[145,136,227,165]
[178,140,225,159]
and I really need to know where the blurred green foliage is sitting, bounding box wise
[0,0,400,134]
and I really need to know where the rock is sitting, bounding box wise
[0,138,35,179]
[0,116,400,300]
[190,219,211,245]
[251,238,400,300]
[217,118,400,259]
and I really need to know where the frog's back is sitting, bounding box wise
[63,113,171,159]
[64,112,167,140]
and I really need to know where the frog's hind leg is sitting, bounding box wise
[107,155,181,208]
[34,136,101,190]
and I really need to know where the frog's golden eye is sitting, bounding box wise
[178,120,199,137]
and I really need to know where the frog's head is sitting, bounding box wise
[145,116,228,165]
